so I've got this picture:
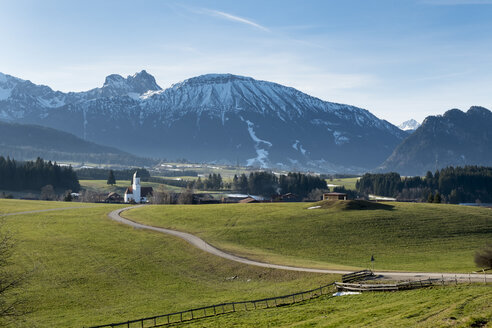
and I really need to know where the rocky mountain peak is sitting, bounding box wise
[127,70,161,93]
[101,71,161,96]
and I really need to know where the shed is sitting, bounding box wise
[323,192,347,201]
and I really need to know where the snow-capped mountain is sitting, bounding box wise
[398,119,420,132]
[0,71,407,172]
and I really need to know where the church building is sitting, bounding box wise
[124,171,153,203]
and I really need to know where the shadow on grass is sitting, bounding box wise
[311,200,395,211]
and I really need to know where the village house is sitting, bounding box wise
[124,171,153,203]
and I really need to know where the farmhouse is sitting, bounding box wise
[105,192,123,203]
[323,192,347,201]
[124,171,153,203]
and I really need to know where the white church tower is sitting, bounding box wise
[132,171,141,203]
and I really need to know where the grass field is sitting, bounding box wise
[1,199,491,327]
[124,201,492,272]
[0,198,95,215]
[326,177,359,190]
[180,285,492,328]
[1,200,331,327]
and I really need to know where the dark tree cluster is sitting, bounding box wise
[217,171,326,197]
[278,172,328,197]
[356,166,492,203]
[0,157,80,192]
[356,172,401,198]
[76,168,150,181]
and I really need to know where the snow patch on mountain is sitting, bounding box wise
[245,120,272,146]
[333,131,349,145]
[398,119,420,131]
[292,140,307,155]
[245,119,272,167]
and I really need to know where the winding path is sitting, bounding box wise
[109,206,492,283]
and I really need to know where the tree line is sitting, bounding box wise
[190,171,327,198]
[76,167,150,181]
[0,156,80,192]
[356,166,492,203]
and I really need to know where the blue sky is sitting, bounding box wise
[1,0,492,124]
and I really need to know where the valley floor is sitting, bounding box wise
[0,199,490,327]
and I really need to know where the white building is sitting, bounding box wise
[124,171,153,203]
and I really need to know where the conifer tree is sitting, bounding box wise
[107,170,116,186]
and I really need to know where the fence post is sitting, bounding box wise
[441,275,444,285]
[213,305,216,315]
[232,303,236,312]
[141,319,144,328]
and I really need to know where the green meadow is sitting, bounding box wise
[326,177,359,190]
[180,285,492,328]
[1,199,491,327]
[124,201,492,272]
[0,198,95,215]
[1,200,331,327]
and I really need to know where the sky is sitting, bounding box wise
[1,0,492,125]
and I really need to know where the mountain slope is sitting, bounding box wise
[379,107,492,175]
[0,121,152,166]
[0,71,406,172]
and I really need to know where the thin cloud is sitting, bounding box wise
[206,9,270,32]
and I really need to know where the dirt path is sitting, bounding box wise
[110,206,492,283]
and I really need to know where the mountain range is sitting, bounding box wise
[380,107,492,175]
[0,71,406,173]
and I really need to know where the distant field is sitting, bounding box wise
[1,200,330,327]
[79,179,184,193]
[326,177,359,190]
[0,198,94,215]
[125,202,492,272]
[182,285,492,328]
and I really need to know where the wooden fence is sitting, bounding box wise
[336,278,434,292]
[341,269,375,283]
[88,282,337,328]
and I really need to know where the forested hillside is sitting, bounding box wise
[357,166,492,203]
[0,121,154,166]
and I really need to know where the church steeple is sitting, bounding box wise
[132,171,141,202]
